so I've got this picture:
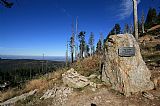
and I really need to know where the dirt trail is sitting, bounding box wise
[64,87,160,106]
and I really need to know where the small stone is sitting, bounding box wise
[97,75,101,79]
[105,100,111,103]
[96,84,103,89]
[94,97,97,100]
[88,74,97,79]
[91,88,96,92]
[142,92,154,100]
[89,82,97,88]
[98,96,101,99]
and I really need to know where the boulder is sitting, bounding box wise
[102,34,154,96]
[62,68,90,88]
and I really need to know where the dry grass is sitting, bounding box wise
[0,68,67,102]
[24,79,48,92]
[24,68,66,92]
[71,55,100,77]
[0,88,21,102]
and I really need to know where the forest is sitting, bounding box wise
[0,59,65,88]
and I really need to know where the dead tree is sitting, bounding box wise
[66,41,69,67]
[141,10,145,34]
[70,21,75,63]
[132,0,139,40]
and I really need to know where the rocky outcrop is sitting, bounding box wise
[41,86,73,106]
[62,68,90,88]
[0,89,38,106]
[102,34,154,96]
[40,86,73,106]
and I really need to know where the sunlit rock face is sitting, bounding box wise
[102,34,154,96]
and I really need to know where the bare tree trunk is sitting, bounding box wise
[71,52,74,63]
[141,10,145,34]
[133,0,138,40]
[66,41,69,67]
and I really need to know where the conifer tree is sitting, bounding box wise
[110,28,115,35]
[78,31,86,59]
[145,8,157,28]
[114,24,121,34]
[96,39,102,54]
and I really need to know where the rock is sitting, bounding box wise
[96,84,104,89]
[40,86,73,106]
[142,92,154,100]
[0,89,38,106]
[153,76,160,89]
[91,88,96,92]
[62,68,90,88]
[97,75,101,79]
[87,74,97,79]
[40,86,73,100]
[102,34,154,96]
[89,82,97,88]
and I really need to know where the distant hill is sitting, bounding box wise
[0,55,66,61]
[0,59,65,88]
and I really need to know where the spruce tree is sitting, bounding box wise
[114,24,121,34]
[145,8,157,28]
[96,39,102,54]
[78,31,86,59]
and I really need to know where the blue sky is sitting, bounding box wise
[0,0,159,56]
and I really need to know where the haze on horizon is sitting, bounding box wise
[0,0,159,56]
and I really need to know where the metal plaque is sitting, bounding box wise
[118,47,135,57]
